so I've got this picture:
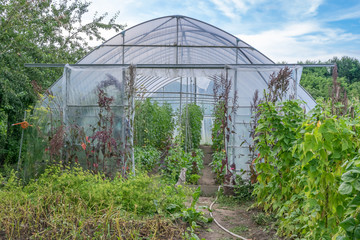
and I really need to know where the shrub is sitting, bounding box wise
[233,175,253,202]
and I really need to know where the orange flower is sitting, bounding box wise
[81,142,86,150]
[86,136,90,143]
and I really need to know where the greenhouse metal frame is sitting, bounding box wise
[27,15,333,176]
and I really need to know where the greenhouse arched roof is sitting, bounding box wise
[78,15,274,65]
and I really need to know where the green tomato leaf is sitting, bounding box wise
[339,182,353,195]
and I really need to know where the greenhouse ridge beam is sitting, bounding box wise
[100,44,255,49]
[25,63,335,68]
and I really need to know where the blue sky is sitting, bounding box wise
[87,0,360,63]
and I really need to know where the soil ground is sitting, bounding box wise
[195,146,282,240]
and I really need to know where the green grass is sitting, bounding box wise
[216,192,252,210]
[252,212,276,226]
[230,225,249,234]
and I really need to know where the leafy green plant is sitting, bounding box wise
[180,103,204,151]
[134,99,174,150]
[188,174,201,185]
[233,175,253,202]
[0,165,191,239]
[162,146,204,184]
[175,187,213,228]
[252,96,360,239]
[337,156,360,240]
[209,150,226,183]
[252,213,275,226]
[211,101,225,152]
[134,146,161,172]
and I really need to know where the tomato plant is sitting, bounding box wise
[180,103,204,151]
[134,99,174,150]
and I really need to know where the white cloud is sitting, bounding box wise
[79,0,359,62]
[306,0,323,15]
[210,0,324,21]
[326,6,360,22]
[237,21,360,62]
[210,0,238,19]
[210,0,266,19]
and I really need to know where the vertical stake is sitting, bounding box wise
[17,110,27,172]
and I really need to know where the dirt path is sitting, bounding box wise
[196,145,281,240]
[198,145,216,186]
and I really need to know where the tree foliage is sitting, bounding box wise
[0,0,124,164]
[300,56,360,99]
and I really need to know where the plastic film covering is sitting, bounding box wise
[64,65,126,138]
[78,16,271,65]
[137,69,223,144]
[41,15,317,177]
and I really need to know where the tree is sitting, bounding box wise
[0,0,125,165]
[330,56,360,84]
[299,57,360,100]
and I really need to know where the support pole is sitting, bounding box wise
[131,89,135,176]
[16,110,27,172]
[294,68,298,99]
[179,77,183,127]
[194,77,197,105]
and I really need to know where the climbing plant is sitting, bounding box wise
[134,99,174,150]
[180,103,203,151]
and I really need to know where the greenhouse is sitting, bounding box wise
[28,15,323,177]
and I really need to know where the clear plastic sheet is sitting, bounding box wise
[41,16,316,175]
